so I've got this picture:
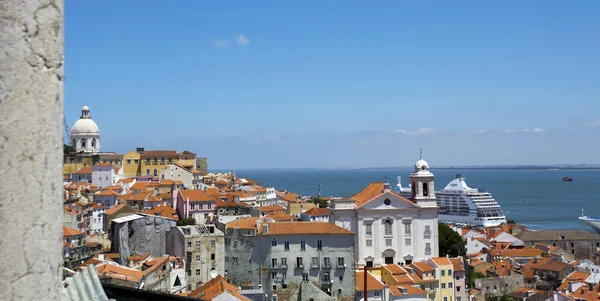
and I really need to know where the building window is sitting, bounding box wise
[449,282,453,288]
[337,257,344,267]
[384,220,393,235]
[145,169,150,176]
[296,257,303,268]
[374,292,380,297]
[211,253,215,260]
[448,270,452,276]
[272,239,277,247]
[457,298,462,301]
[404,222,411,236]
[312,257,319,267]
[161,157,165,163]
[405,238,411,245]
[195,269,200,275]
[153,169,158,176]
[324,257,331,267]
[187,242,191,248]
[186,270,191,276]
[302,273,308,282]
[134,159,139,164]
[225,257,229,263]
[301,241,306,250]
[323,272,330,282]
[271,272,277,280]
[386,239,392,246]
[441,270,445,276]
[366,239,372,247]
[457,286,461,292]
[153,157,158,163]
[281,258,287,267]
[127,159,132,164]
[208,203,212,209]
[91,139,96,148]
[366,223,372,236]
[225,238,230,246]
[423,183,429,196]
[211,240,215,247]
[248,271,252,276]
[81,138,86,148]
[72,138,76,146]
[444,298,448,301]
[425,243,431,254]
[168,158,172,163]
[425,225,431,234]
[195,255,200,262]
[191,204,195,210]
[232,257,238,264]
[146,158,150,164]
[430,284,434,290]
[284,241,289,250]
[442,283,446,289]
[317,240,322,250]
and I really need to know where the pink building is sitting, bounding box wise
[176,189,216,224]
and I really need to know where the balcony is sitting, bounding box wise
[280,264,287,269]
[336,264,345,269]
[424,231,432,239]
[322,263,331,269]
[311,263,320,269]
[295,264,303,269]
[425,248,432,256]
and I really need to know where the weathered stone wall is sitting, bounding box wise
[0,0,64,300]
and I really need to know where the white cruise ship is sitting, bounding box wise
[579,210,600,234]
[435,174,507,227]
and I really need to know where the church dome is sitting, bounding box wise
[71,118,100,135]
[414,149,430,172]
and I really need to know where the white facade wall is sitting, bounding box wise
[161,164,193,187]
[92,165,114,188]
[90,207,104,234]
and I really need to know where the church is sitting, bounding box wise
[70,105,101,153]
[329,152,439,268]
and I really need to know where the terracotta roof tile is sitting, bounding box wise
[259,205,285,212]
[130,182,149,190]
[412,262,435,273]
[63,226,85,237]
[179,189,214,202]
[96,262,144,283]
[449,258,465,271]
[384,264,406,275]
[104,203,128,215]
[389,285,426,296]
[73,167,92,174]
[264,211,299,221]
[304,207,329,216]
[264,222,354,235]
[430,257,453,266]
[143,205,179,221]
[536,260,571,272]
[139,150,178,157]
[117,178,134,183]
[95,189,120,197]
[558,271,591,291]
[227,217,262,231]
[160,179,175,185]
[188,274,251,301]
[352,182,417,208]
[356,271,385,291]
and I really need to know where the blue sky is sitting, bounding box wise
[65,1,600,169]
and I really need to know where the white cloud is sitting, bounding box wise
[499,128,546,133]
[211,40,230,48]
[584,120,600,126]
[234,33,250,46]
[474,130,487,134]
[396,128,435,135]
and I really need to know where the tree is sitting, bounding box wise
[438,223,466,257]
[177,218,196,226]
[311,197,328,208]
[469,271,487,288]
[64,144,76,154]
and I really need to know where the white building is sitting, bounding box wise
[92,163,114,189]
[329,152,439,268]
[90,203,105,234]
[161,164,193,188]
[70,105,100,153]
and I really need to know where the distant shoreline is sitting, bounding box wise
[213,166,600,172]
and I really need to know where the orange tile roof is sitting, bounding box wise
[96,263,144,283]
[188,274,251,301]
[384,264,406,275]
[449,258,465,271]
[63,226,85,237]
[128,191,153,202]
[498,248,542,258]
[143,205,179,221]
[117,178,134,183]
[412,262,435,273]
[179,189,215,202]
[173,180,183,185]
[352,182,417,208]
[128,253,151,263]
[264,222,354,235]
[215,179,228,185]
[389,285,426,296]
[95,189,120,197]
[356,271,385,291]
[259,205,285,212]
[264,211,299,221]
[227,217,262,231]
[130,182,149,190]
[104,203,128,215]
[64,206,78,215]
[160,179,175,185]
[558,271,591,291]
[536,260,571,272]
[139,150,178,157]
[304,207,329,216]
[104,185,123,191]
[147,182,160,187]
[430,257,453,266]
[73,167,92,174]
[571,284,600,301]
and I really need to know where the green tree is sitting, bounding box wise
[438,223,466,257]
[177,218,196,226]
[64,144,76,154]
[311,197,328,208]
[469,271,487,288]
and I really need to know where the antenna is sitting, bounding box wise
[420,148,423,160]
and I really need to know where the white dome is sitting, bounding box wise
[71,118,100,135]
[415,159,429,171]
[82,105,90,111]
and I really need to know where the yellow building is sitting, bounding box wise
[428,257,454,301]
[176,150,196,169]
[122,150,142,178]
[97,153,123,169]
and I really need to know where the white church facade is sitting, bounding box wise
[329,152,439,268]
[70,105,100,153]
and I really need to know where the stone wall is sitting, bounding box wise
[0,0,64,300]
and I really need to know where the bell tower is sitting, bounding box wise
[410,149,437,207]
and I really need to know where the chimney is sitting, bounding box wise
[98,254,104,261]
[262,224,268,234]
[136,147,145,153]
[383,183,391,191]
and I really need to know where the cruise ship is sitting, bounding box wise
[436,174,507,227]
[579,210,600,234]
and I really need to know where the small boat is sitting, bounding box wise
[563,176,573,182]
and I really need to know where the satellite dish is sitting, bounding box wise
[210,269,218,279]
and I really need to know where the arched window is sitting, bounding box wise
[81,138,86,148]
[91,138,96,148]
[423,183,429,196]
[153,169,158,176]
[72,138,76,147]
[146,169,150,176]
[384,220,393,236]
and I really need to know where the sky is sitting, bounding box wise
[65,1,600,169]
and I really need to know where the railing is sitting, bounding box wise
[295,264,303,269]
[311,263,319,268]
